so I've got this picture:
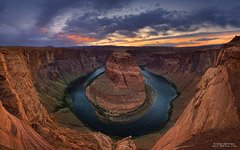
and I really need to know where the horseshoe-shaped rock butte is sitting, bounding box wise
[86,51,147,117]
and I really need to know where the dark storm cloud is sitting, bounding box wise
[36,0,134,26]
[64,5,240,39]
[64,7,174,38]
[0,0,240,46]
[0,0,135,46]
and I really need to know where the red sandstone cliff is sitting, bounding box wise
[105,51,145,90]
[152,39,240,150]
[0,101,54,150]
[22,48,107,113]
[0,43,232,149]
[0,48,136,150]
[146,48,220,91]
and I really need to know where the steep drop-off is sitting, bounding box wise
[0,48,136,150]
[0,43,227,149]
[22,48,111,128]
[0,101,54,150]
[153,38,240,150]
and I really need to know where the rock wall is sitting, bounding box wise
[143,48,221,141]
[0,44,227,150]
[0,50,51,125]
[0,50,53,149]
[0,48,136,150]
[106,51,145,89]
[152,42,240,149]
[22,48,109,113]
[145,48,220,90]
[0,101,54,150]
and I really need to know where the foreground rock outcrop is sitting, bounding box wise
[86,51,146,116]
[153,38,240,150]
[0,101,54,150]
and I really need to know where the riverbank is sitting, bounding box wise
[133,68,200,149]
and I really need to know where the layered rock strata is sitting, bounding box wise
[86,51,146,116]
[0,43,230,150]
[0,49,136,150]
[152,38,240,150]
[0,101,54,150]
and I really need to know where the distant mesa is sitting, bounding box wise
[86,51,147,120]
[224,35,240,47]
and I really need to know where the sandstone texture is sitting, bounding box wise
[0,101,54,150]
[0,48,136,150]
[106,51,145,90]
[86,51,146,116]
[114,137,137,150]
[152,38,240,150]
[0,39,238,150]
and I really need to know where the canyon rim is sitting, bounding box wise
[0,37,240,149]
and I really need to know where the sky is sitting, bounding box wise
[0,0,240,47]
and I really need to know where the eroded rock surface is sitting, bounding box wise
[152,39,240,150]
[105,51,145,90]
[0,39,238,150]
[0,101,54,150]
[86,51,146,116]
[0,49,135,150]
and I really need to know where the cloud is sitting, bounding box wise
[194,37,220,41]
[66,34,96,43]
[1,0,240,46]
[64,5,240,41]
[0,0,6,12]
[36,0,134,27]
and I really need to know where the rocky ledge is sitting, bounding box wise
[86,51,148,119]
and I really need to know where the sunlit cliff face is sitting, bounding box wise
[0,0,240,47]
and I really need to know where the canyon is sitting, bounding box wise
[0,36,239,149]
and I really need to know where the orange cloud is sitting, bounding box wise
[90,31,240,47]
[66,34,96,43]
[176,32,240,47]
[39,29,96,44]
[38,26,239,47]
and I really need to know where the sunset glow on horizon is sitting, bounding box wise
[89,29,240,47]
